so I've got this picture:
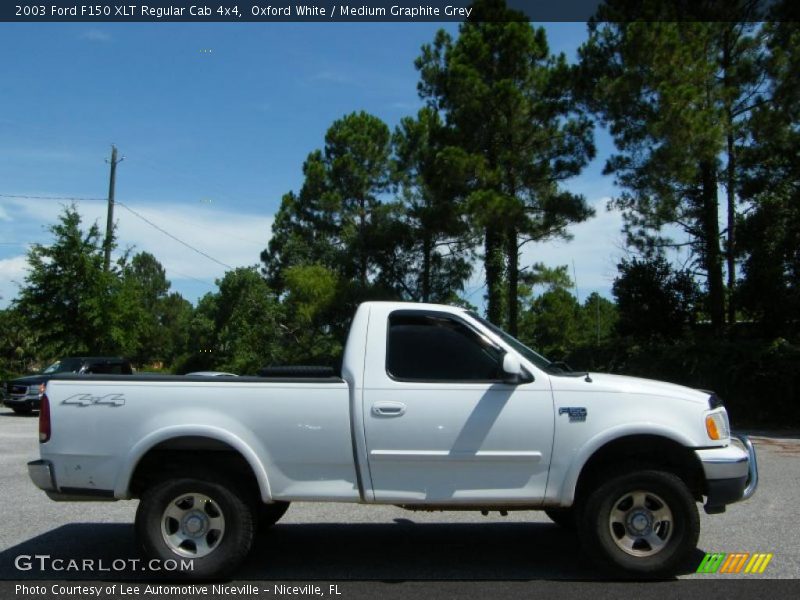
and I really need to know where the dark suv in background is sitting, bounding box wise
[2,357,133,414]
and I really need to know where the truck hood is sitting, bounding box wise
[549,372,710,406]
[6,375,49,386]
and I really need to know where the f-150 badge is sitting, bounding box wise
[61,393,126,407]
[558,407,587,422]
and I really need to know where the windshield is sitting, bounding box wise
[467,311,554,372]
[42,359,83,374]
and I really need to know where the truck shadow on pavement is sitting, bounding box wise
[0,521,705,581]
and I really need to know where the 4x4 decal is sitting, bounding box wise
[61,393,126,407]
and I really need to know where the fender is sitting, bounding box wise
[553,423,698,506]
[114,425,273,502]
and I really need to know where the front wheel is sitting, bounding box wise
[135,476,255,579]
[578,470,699,577]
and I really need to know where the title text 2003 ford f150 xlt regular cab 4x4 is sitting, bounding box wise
[27,302,758,578]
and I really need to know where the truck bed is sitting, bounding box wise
[41,373,357,502]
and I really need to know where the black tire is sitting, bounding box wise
[135,475,255,580]
[12,407,32,415]
[578,469,699,577]
[258,501,290,530]
[545,508,576,530]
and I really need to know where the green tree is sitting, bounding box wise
[213,268,284,374]
[612,256,700,340]
[117,252,171,365]
[416,0,595,333]
[579,3,766,332]
[177,269,285,374]
[0,308,37,377]
[582,291,618,346]
[737,12,800,334]
[516,265,617,358]
[175,292,219,373]
[262,111,402,344]
[280,264,343,363]
[522,287,584,359]
[263,111,395,285]
[15,205,117,356]
[158,292,194,366]
[392,107,473,303]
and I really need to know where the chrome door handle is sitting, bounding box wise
[372,402,406,417]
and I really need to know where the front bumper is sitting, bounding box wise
[695,434,758,513]
[4,391,41,410]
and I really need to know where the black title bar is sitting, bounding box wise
[1,0,781,23]
[2,1,625,23]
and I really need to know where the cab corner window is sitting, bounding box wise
[387,312,502,381]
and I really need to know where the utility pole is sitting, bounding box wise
[103,145,123,272]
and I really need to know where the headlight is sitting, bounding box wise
[705,410,730,441]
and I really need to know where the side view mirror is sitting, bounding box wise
[502,353,529,384]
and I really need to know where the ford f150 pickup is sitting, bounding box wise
[27,302,758,578]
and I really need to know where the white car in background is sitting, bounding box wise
[186,371,238,377]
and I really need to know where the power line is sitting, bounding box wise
[2,192,236,271]
[161,267,217,289]
[116,201,233,270]
[0,193,106,202]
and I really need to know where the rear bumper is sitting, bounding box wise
[28,459,56,491]
[27,459,116,501]
[695,434,758,513]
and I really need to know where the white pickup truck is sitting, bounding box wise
[28,301,757,578]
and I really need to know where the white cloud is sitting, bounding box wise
[460,198,627,308]
[79,29,112,42]
[388,101,421,111]
[309,70,354,85]
[0,198,272,306]
[518,199,626,300]
[0,205,10,221]
[0,255,29,305]
[0,195,629,311]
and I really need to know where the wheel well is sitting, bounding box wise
[573,435,705,503]
[128,436,262,501]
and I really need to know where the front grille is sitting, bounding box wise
[9,385,28,396]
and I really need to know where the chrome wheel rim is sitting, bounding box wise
[160,492,225,558]
[608,490,673,557]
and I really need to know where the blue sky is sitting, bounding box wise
[0,21,627,309]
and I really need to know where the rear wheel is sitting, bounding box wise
[578,470,699,577]
[135,474,255,579]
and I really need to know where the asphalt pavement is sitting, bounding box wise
[0,404,797,592]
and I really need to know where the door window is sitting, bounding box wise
[387,312,503,381]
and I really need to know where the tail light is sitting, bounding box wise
[39,394,51,443]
